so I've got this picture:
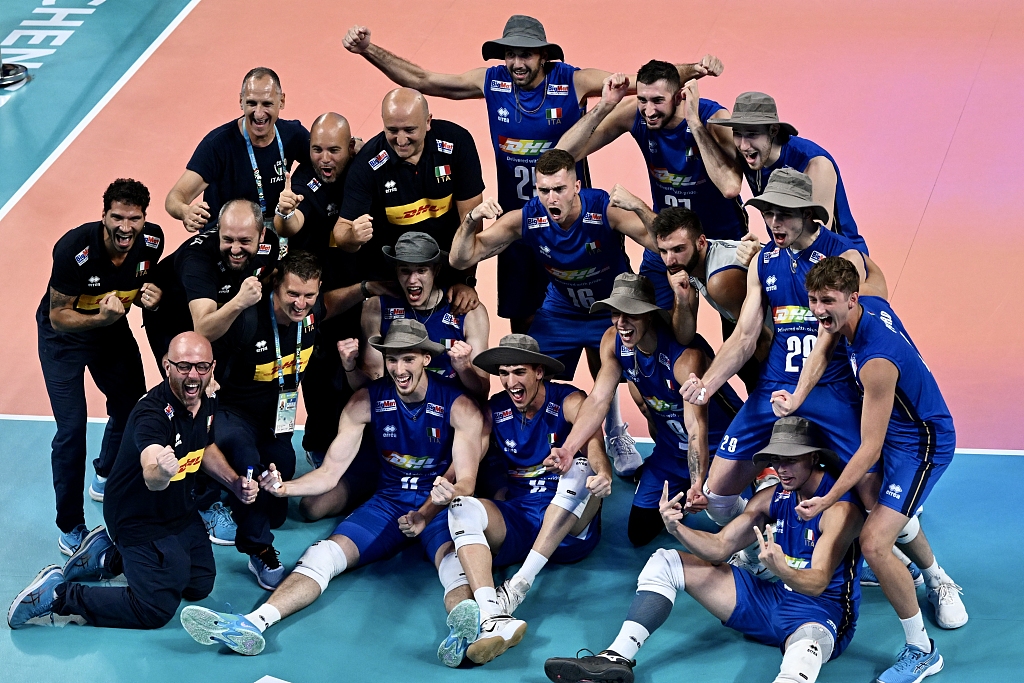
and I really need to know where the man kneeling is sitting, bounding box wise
[544,417,864,683]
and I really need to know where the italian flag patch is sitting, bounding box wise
[548,433,558,444]
[429,427,441,439]
[435,165,451,177]
[546,108,563,120]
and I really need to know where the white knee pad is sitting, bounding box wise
[897,515,920,544]
[704,483,747,526]
[293,539,348,594]
[786,622,835,663]
[636,548,686,604]
[551,456,593,518]
[437,550,469,595]
[448,496,489,551]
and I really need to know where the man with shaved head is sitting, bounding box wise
[9,332,258,630]
[336,88,485,311]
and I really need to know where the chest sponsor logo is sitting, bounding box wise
[772,306,816,325]
[385,194,453,226]
[809,250,826,264]
[136,261,150,276]
[763,247,780,263]
[886,483,903,499]
[382,425,397,437]
[383,450,435,470]
[509,463,548,479]
[774,489,792,501]
[496,106,510,123]
[307,177,322,192]
[765,274,778,291]
[376,399,397,412]
[442,312,459,327]
[164,404,175,420]
[498,137,553,156]
[426,403,445,418]
[257,243,272,255]
[75,289,139,312]
[436,139,454,154]
[547,83,569,96]
[169,447,205,482]
[648,166,696,187]
[75,247,89,266]
[494,408,514,423]
[368,149,390,170]
[620,344,635,357]
[783,554,810,570]
[490,80,512,93]
[526,215,549,230]
[545,402,560,417]
[544,264,610,282]
[643,396,682,413]
[87,276,101,287]
[256,340,268,352]
[545,108,563,124]
[252,346,313,382]
[384,180,397,194]
[385,307,406,319]
[503,438,518,454]
[144,235,161,249]
[582,212,603,225]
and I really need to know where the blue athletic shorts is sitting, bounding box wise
[724,566,856,660]
[497,241,549,319]
[876,440,953,516]
[491,494,601,568]
[633,450,695,510]
[332,488,452,566]
[528,301,610,379]
[715,380,874,471]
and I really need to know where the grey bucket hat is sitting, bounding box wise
[753,417,842,472]
[382,231,446,265]
[368,318,446,357]
[706,92,798,138]
[745,168,830,224]
[481,15,564,62]
[473,334,564,377]
[589,273,671,324]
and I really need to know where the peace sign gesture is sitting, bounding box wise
[753,524,784,575]
[659,480,686,536]
[276,161,304,216]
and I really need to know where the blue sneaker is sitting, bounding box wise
[437,599,480,668]
[861,561,924,587]
[88,473,106,502]
[248,546,285,590]
[64,526,117,582]
[180,605,265,655]
[58,523,88,556]
[199,502,236,546]
[877,640,943,683]
[7,565,84,628]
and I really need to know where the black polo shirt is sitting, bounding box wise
[37,221,165,346]
[186,118,311,225]
[339,119,484,280]
[288,165,361,291]
[217,294,322,429]
[103,380,217,545]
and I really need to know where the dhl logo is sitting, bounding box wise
[498,137,554,156]
[383,451,435,470]
[76,289,139,312]
[385,195,453,226]
[644,396,682,413]
[545,265,609,282]
[509,464,549,479]
[772,306,816,325]
[648,166,695,187]
[170,448,205,482]
[784,554,810,570]
[253,346,314,382]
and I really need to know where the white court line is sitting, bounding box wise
[0,414,1019,455]
[0,0,204,224]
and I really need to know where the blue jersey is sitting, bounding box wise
[484,62,587,210]
[617,326,741,467]
[746,136,864,252]
[760,229,858,384]
[519,188,630,311]
[769,471,862,612]
[378,290,467,382]
[848,296,955,458]
[489,382,580,500]
[367,376,463,491]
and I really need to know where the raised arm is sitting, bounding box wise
[675,347,710,508]
[343,25,486,99]
[804,156,838,229]
[859,253,888,300]
[683,80,744,199]
[608,203,657,252]
[165,170,211,232]
[770,326,841,417]
[551,328,623,461]
[556,74,635,161]
[359,296,386,381]
[448,201,521,270]
[449,305,491,398]
[189,277,262,342]
[572,56,724,99]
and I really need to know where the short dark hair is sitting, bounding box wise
[652,207,703,240]
[275,250,322,287]
[218,199,263,231]
[805,257,859,296]
[536,149,577,177]
[102,178,150,214]
[241,67,282,95]
[636,60,680,90]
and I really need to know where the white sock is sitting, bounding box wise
[900,611,931,651]
[920,560,949,590]
[607,620,650,660]
[605,391,623,433]
[512,550,548,588]
[475,587,502,619]
[245,604,281,633]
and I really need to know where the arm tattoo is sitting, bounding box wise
[49,288,75,312]
[688,432,702,482]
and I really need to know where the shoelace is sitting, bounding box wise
[213,505,235,528]
[935,582,963,605]
[258,546,281,570]
[608,431,636,458]
[893,644,931,670]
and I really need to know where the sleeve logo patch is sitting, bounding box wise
[809,250,826,263]
[582,212,603,224]
[436,140,454,154]
[494,408,514,423]
[144,235,161,249]
[545,402,560,416]
[426,403,445,418]
[375,399,397,412]
[490,80,512,92]
[763,247,780,263]
[75,247,89,266]
[526,216,549,230]
[442,312,459,327]
[547,83,569,96]
[307,178,322,192]
[385,307,406,319]
[164,403,175,419]
[257,243,272,255]
[368,150,390,170]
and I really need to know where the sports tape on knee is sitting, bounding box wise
[448,496,489,551]
[787,622,835,663]
[437,550,469,594]
[636,548,685,603]
[551,456,593,517]
[897,515,920,544]
[292,539,348,594]
[704,483,746,526]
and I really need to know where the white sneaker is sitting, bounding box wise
[754,466,780,493]
[466,614,527,664]
[495,578,530,616]
[606,423,643,477]
[928,581,968,629]
[728,545,776,581]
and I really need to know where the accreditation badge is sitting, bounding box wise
[275,391,299,434]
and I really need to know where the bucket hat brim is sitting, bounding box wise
[707,115,798,138]
[589,297,672,325]
[473,346,564,377]
[368,335,446,358]
[752,441,842,474]
[745,194,830,225]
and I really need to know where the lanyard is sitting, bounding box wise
[242,121,286,216]
[269,292,303,391]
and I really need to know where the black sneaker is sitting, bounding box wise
[544,649,635,683]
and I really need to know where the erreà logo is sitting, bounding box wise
[497,107,510,123]
[385,180,397,193]
[886,483,903,499]
[256,340,268,352]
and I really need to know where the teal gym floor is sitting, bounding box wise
[2,420,1022,683]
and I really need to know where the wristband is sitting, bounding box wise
[361,280,371,299]
[464,276,477,287]
[275,206,296,220]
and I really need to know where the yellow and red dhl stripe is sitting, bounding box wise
[253,346,314,382]
[170,447,205,482]
[772,305,816,324]
[384,195,453,226]
[75,289,139,312]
